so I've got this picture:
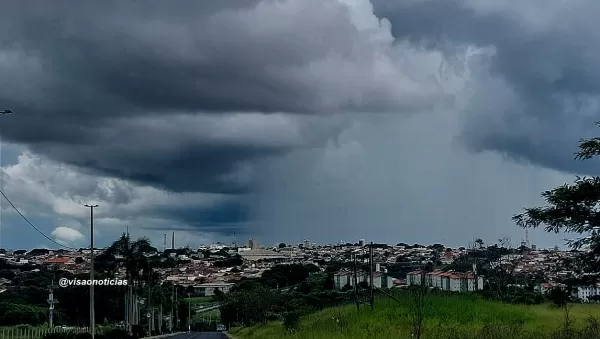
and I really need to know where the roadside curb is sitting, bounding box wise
[142,332,185,339]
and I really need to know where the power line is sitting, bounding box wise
[0,188,77,250]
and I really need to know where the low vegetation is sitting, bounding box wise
[229,292,600,339]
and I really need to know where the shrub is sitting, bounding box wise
[283,311,301,333]
[105,329,129,339]
[130,325,146,339]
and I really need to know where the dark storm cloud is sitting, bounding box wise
[372,0,600,175]
[0,0,443,194]
[144,200,251,236]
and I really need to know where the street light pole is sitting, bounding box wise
[187,293,191,333]
[85,204,99,339]
[0,110,13,251]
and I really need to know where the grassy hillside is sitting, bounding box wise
[229,293,600,339]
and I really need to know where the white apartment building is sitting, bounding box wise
[333,270,395,290]
[406,270,483,292]
[574,285,600,302]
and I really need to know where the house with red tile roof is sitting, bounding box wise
[44,257,74,265]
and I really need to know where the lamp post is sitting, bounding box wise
[0,109,12,250]
[187,293,191,333]
[85,204,99,339]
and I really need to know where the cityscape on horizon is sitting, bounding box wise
[1,0,600,337]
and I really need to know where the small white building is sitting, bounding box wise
[193,282,235,296]
[209,244,226,251]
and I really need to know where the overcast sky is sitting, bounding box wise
[0,0,595,250]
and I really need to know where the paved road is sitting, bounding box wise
[163,332,228,339]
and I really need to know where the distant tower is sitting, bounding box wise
[164,234,167,252]
[521,229,530,249]
[233,232,237,248]
[359,239,365,247]
[249,238,259,249]
[172,231,175,249]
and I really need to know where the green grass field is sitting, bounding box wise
[188,296,213,305]
[228,293,600,339]
[193,309,220,323]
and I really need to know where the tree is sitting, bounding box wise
[474,238,484,249]
[220,285,275,327]
[105,233,154,333]
[213,255,243,268]
[28,248,50,256]
[430,244,445,252]
[278,243,287,249]
[513,124,600,282]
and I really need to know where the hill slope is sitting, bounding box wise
[229,293,600,339]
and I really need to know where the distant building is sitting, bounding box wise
[573,285,600,302]
[333,270,394,290]
[303,239,311,249]
[44,257,74,265]
[193,282,235,296]
[359,239,365,247]
[239,249,288,262]
[248,239,259,249]
[209,244,225,251]
[406,269,483,292]
[531,244,537,251]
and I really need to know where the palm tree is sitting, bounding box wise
[148,283,174,334]
[105,233,154,334]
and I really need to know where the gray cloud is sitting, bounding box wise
[0,0,445,195]
[372,0,600,174]
[2,0,596,247]
[1,150,247,244]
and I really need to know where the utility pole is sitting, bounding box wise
[170,284,174,332]
[84,204,98,339]
[353,251,359,311]
[187,293,191,332]
[47,279,59,328]
[369,242,374,311]
[148,287,152,335]
[0,109,13,250]
[174,286,178,330]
